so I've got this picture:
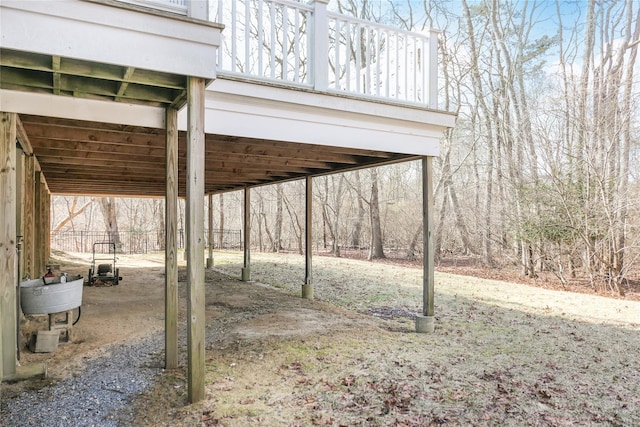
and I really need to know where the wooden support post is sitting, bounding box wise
[15,149,24,248]
[44,187,50,265]
[1,112,17,379]
[186,77,206,403]
[32,172,49,276]
[207,194,214,269]
[416,156,435,333]
[34,171,43,277]
[165,107,179,370]
[15,148,24,356]
[23,155,35,279]
[241,187,251,281]
[302,176,313,299]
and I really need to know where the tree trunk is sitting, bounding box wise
[153,199,165,250]
[351,170,365,248]
[218,193,224,249]
[368,168,385,260]
[274,184,283,252]
[99,197,120,246]
[407,223,422,261]
[283,191,303,255]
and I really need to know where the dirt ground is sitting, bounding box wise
[6,252,168,393]
[3,250,640,426]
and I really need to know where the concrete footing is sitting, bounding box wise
[206,257,214,269]
[415,315,435,333]
[241,267,251,282]
[301,284,313,300]
[3,363,47,382]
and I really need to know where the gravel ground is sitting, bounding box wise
[0,334,164,427]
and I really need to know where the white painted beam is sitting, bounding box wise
[177,78,456,157]
[0,90,165,128]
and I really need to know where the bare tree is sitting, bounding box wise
[99,197,120,246]
[52,196,94,235]
[274,184,283,252]
[368,168,385,259]
[219,193,225,249]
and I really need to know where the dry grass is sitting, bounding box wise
[130,251,640,426]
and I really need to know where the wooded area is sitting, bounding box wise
[50,0,640,295]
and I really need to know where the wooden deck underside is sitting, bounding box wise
[19,114,414,197]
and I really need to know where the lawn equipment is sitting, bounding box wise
[87,241,122,286]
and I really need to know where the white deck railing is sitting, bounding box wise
[115,0,438,107]
[213,0,439,108]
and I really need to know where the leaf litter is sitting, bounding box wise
[123,251,640,426]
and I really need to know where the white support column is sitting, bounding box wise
[241,187,251,282]
[1,112,17,379]
[311,0,329,91]
[416,156,435,333]
[186,77,206,403]
[165,107,179,370]
[302,176,313,299]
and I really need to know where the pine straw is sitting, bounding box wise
[131,251,640,426]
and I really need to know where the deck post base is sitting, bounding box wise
[301,284,313,300]
[415,315,435,333]
[241,267,251,282]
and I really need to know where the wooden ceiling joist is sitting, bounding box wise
[17,113,411,196]
[1,48,187,108]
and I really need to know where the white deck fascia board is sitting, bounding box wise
[1,0,221,79]
[176,79,455,156]
[208,78,457,129]
[0,89,165,128]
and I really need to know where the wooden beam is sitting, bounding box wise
[0,50,186,89]
[52,56,61,95]
[15,116,34,155]
[19,115,166,134]
[302,176,313,299]
[204,140,363,164]
[1,112,17,379]
[115,67,136,101]
[241,187,250,282]
[165,108,179,370]
[416,156,435,333]
[28,137,167,157]
[22,124,165,144]
[31,147,167,164]
[186,77,206,403]
[38,156,166,171]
